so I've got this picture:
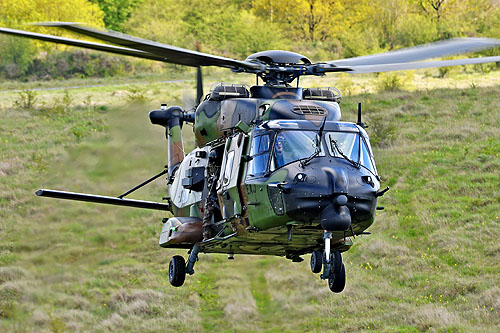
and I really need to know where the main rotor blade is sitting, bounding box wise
[0,27,167,62]
[36,22,263,71]
[341,56,500,74]
[329,38,500,67]
[196,66,203,105]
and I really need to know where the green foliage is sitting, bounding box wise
[125,85,148,104]
[50,90,74,114]
[375,72,414,92]
[0,0,104,33]
[12,89,38,110]
[366,113,398,147]
[1,50,133,80]
[0,0,106,80]
[0,35,37,79]
[49,315,66,333]
[90,0,142,31]
[125,0,287,59]
[2,0,500,80]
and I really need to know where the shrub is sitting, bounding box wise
[125,85,148,104]
[49,90,74,114]
[12,89,38,110]
[375,72,414,92]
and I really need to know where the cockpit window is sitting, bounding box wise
[360,138,376,175]
[247,133,272,177]
[326,131,377,176]
[250,134,271,155]
[326,132,360,162]
[247,129,377,177]
[272,131,323,170]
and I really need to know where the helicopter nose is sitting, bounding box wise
[320,200,351,231]
[320,167,351,231]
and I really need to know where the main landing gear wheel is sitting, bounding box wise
[328,263,346,293]
[310,250,322,273]
[168,255,186,287]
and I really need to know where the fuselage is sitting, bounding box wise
[161,84,380,258]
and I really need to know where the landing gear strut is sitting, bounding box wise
[320,231,346,293]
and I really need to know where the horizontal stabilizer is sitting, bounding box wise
[35,189,170,211]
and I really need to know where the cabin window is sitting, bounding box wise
[223,150,235,184]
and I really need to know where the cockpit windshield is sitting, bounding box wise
[326,131,377,174]
[271,131,323,170]
[246,129,377,178]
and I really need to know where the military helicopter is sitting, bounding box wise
[2,23,499,293]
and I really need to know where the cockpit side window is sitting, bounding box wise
[250,134,270,155]
[360,138,377,175]
[247,133,272,177]
[327,132,360,163]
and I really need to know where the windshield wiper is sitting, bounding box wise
[330,138,360,169]
[300,116,327,168]
[300,143,320,168]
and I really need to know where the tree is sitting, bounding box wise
[0,0,104,30]
[90,0,142,31]
[253,0,344,43]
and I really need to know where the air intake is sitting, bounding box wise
[292,105,327,115]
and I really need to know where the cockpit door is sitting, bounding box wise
[217,132,247,219]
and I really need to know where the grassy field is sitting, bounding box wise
[1,70,499,332]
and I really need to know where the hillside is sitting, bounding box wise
[0,72,499,332]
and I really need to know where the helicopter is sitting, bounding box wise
[1,23,499,293]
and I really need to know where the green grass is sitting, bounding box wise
[0,70,499,332]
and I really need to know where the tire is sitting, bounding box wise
[169,255,186,287]
[332,251,342,275]
[328,263,346,293]
[310,250,322,273]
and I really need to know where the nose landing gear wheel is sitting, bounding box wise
[328,263,346,293]
[169,255,186,287]
[310,250,322,273]
[332,250,342,274]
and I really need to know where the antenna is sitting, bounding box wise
[356,102,367,128]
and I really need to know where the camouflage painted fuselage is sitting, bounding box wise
[160,85,380,259]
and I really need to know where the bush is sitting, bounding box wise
[49,90,74,114]
[375,72,414,92]
[125,85,148,104]
[12,89,38,110]
[1,50,134,81]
